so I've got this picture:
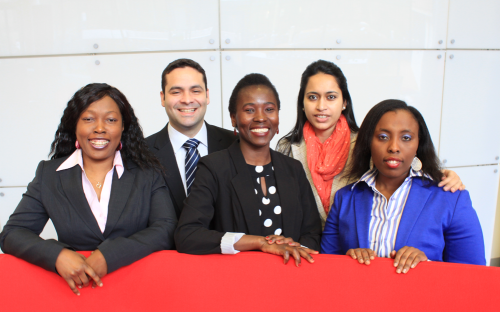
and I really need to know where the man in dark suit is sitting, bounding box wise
[146,59,236,218]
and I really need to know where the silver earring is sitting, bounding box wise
[411,156,422,171]
[369,157,374,170]
[342,106,346,110]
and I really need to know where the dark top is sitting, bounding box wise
[247,162,283,236]
[174,141,322,254]
[146,122,236,218]
[0,156,178,273]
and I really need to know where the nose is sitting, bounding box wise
[316,98,326,111]
[180,92,193,104]
[94,119,106,133]
[388,138,400,153]
[253,108,267,122]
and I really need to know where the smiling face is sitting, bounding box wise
[303,72,346,142]
[230,85,279,150]
[160,66,209,137]
[371,110,419,183]
[76,96,124,165]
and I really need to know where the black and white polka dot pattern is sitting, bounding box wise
[248,162,283,237]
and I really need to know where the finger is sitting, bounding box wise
[298,248,314,263]
[459,184,466,191]
[66,278,80,296]
[287,242,301,247]
[390,250,397,259]
[361,249,371,265]
[281,237,295,244]
[346,249,356,259]
[85,266,103,287]
[396,249,411,273]
[410,253,425,269]
[305,248,319,255]
[92,281,97,289]
[368,249,376,260]
[291,248,301,267]
[77,253,87,260]
[354,249,364,263]
[401,251,419,274]
[283,250,290,265]
[78,268,90,288]
[393,247,407,268]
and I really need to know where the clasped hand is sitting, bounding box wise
[346,246,427,274]
[262,235,318,267]
[55,249,108,295]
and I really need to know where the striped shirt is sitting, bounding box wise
[351,168,431,258]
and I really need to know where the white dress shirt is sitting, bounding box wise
[168,122,208,195]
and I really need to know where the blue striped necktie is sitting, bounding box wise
[182,138,201,195]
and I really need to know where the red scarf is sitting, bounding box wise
[303,115,351,213]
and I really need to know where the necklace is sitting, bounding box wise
[96,182,102,189]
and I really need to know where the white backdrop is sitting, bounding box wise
[1,0,499,263]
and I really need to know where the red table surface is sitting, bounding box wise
[0,250,498,311]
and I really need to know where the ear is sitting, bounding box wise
[206,88,210,106]
[230,114,236,128]
[160,91,165,107]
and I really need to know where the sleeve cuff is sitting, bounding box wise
[220,232,245,254]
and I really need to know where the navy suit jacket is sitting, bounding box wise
[320,178,485,265]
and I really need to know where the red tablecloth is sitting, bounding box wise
[0,250,498,311]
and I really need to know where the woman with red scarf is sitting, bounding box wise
[277,60,464,228]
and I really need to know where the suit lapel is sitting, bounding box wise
[272,150,297,237]
[60,166,105,240]
[206,122,222,154]
[103,166,136,237]
[153,124,186,211]
[353,183,373,248]
[228,142,261,235]
[394,179,431,250]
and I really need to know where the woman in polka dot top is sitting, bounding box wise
[175,73,322,266]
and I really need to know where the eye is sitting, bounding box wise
[108,118,118,123]
[402,134,412,141]
[82,117,93,122]
[245,108,255,113]
[308,94,317,100]
[327,94,336,100]
[378,133,389,140]
[265,107,275,112]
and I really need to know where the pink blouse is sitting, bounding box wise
[56,149,124,232]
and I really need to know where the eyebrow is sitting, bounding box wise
[306,91,339,95]
[378,128,414,133]
[242,102,276,107]
[169,85,204,91]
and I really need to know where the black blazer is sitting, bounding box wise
[174,141,322,254]
[0,156,177,274]
[146,122,236,218]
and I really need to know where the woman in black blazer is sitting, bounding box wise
[175,74,322,265]
[0,83,177,295]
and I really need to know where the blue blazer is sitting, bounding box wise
[320,178,485,265]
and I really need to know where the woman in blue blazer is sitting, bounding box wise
[320,100,485,273]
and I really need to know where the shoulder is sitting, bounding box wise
[40,156,70,172]
[206,123,234,139]
[199,148,231,167]
[275,137,292,156]
[145,125,169,150]
[271,149,303,172]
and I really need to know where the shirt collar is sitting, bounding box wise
[56,149,124,178]
[351,167,431,190]
[167,122,208,154]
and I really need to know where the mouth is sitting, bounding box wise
[89,139,110,149]
[250,128,269,133]
[384,158,402,169]
[314,114,330,121]
[178,108,197,113]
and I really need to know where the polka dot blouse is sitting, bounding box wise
[248,162,283,236]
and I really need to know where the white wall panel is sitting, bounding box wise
[0,187,57,254]
[220,0,448,49]
[440,51,500,167]
[0,0,219,57]
[447,0,500,49]
[451,165,500,265]
[221,50,445,149]
[0,51,222,187]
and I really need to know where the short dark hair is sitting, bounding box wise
[348,99,443,182]
[278,60,359,155]
[161,58,208,94]
[49,83,163,172]
[228,73,280,116]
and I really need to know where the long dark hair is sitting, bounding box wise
[49,83,163,172]
[278,60,359,154]
[348,99,443,182]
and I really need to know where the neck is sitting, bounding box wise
[171,121,203,138]
[313,122,337,143]
[239,140,272,166]
[374,170,409,199]
[81,153,114,177]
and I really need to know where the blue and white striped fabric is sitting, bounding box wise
[182,138,201,195]
[351,168,430,258]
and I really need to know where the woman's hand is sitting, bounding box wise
[264,235,300,246]
[261,243,318,267]
[439,169,465,192]
[85,249,108,288]
[391,246,428,274]
[346,248,375,265]
[55,249,103,295]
